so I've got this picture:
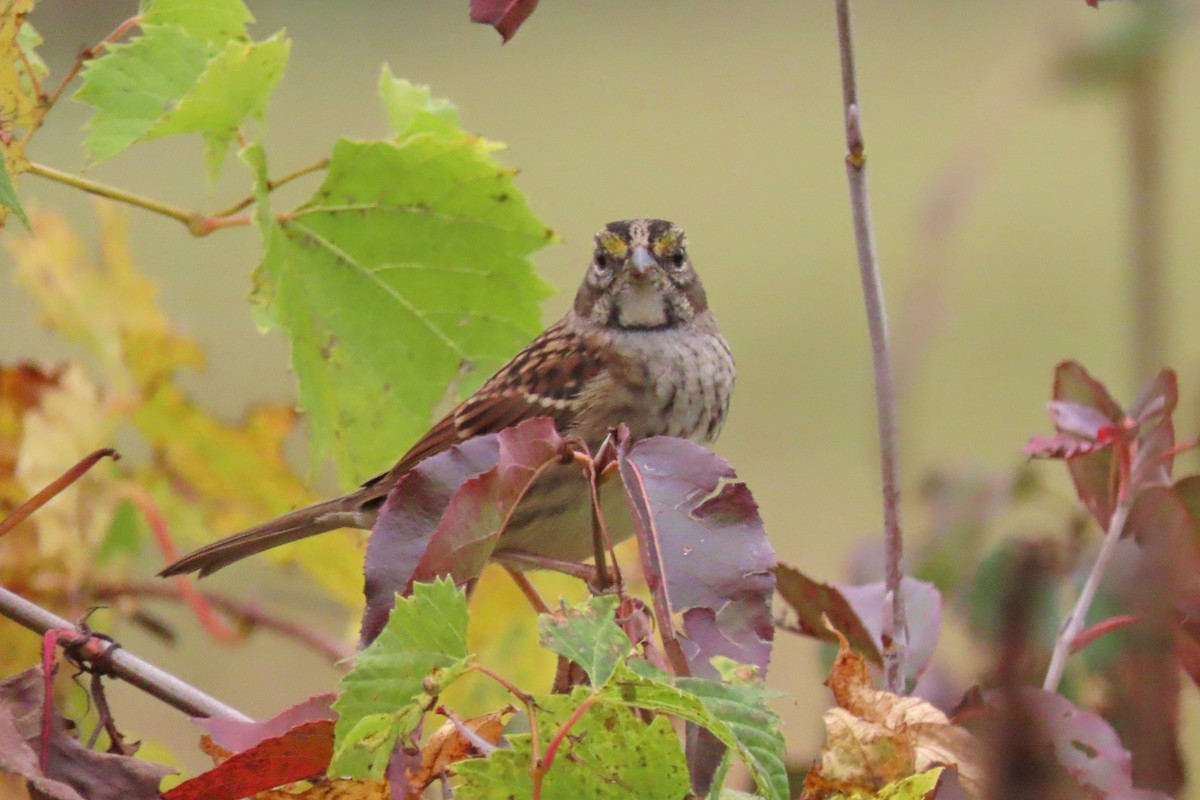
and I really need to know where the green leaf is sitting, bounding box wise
[147,34,290,178]
[828,767,945,800]
[139,0,253,45]
[604,661,788,800]
[75,7,287,175]
[537,595,629,688]
[250,72,554,484]
[330,578,472,778]
[379,64,460,138]
[76,25,212,163]
[0,159,30,230]
[16,21,48,84]
[455,691,690,800]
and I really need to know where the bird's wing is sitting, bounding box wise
[357,319,607,501]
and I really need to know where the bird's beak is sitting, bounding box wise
[629,246,656,277]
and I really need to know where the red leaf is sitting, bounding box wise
[163,720,334,800]
[469,0,540,42]
[0,668,172,800]
[773,563,881,662]
[1047,401,1115,439]
[192,694,336,753]
[1023,433,1105,460]
[617,435,776,678]
[361,418,574,644]
[983,688,1171,799]
[838,577,942,686]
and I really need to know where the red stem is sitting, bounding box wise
[120,484,239,643]
[1070,613,1140,654]
[0,449,119,539]
[540,692,599,774]
[475,665,540,796]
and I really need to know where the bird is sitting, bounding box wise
[159,219,735,579]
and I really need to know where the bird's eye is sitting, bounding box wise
[670,251,686,269]
[595,252,611,270]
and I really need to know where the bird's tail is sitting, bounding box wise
[158,495,370,578]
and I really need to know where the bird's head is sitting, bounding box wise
[574,218,708,330]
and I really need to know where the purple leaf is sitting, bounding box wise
[1047,401,1116,440]
[837,577,942,687]
[1127,369,1176,426]
[773,563,881,663]
[192,694,336,753]
[1023,433,1106,460]
[361,418,570,644]
[1052,362,1124,528]
[617,435,776,679]
[469,0,540,42]
[0,668,172,800]
[984,687,1171,800]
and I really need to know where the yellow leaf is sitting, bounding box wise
[251,778,389,799]
[0,0,38,130]
[804,626,984,799]
[6,204,361,607]
[6,204,204,395]
[403,707,513,796]
[12,362,119,581]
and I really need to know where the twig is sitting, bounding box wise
[0,449,119,539]
[834,0,907,693]
[91,582,353,664]
[25,162,199,228]
[1126,56,1165,383]
[24,162,291,236]
[0,585,251,721]
[475,665,540,797]
[503,568,551,615]
[1042,491,1135,692]
[211,157,329,218]
[18,15,143,149]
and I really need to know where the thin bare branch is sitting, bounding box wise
[834,0,907,693]
[1043,491,1135,692]
[0,585,251,721]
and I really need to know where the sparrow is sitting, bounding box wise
[159,219,735,578]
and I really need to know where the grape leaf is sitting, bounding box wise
[247,69,553,485]
[75,0,286,175]
[145,35,289,178]
[332,579,473,779]
[454,690,690,800]
[602,661,788,800]
[537,594,630,688]
[139,0,253,45]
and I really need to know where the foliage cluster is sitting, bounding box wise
[0,2,1195,800]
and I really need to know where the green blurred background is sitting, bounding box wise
[4,0,1200,787]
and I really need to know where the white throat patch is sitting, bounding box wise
[616,285,668,328]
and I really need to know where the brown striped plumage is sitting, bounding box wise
[160,219,735,577]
